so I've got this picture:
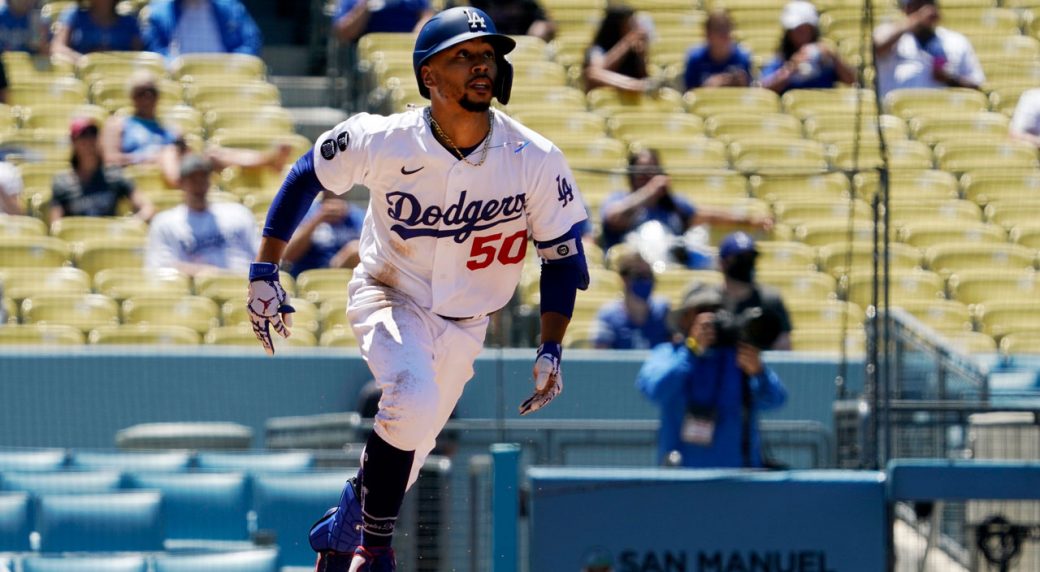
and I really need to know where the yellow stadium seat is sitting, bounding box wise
[828,139,934,171]
[1010,222,1040,249]
[76,51,167,84]
[987,82,1035,115]
[802,114,907,144]
[156,106,205,140]
[21,293,120,331]
[15,162,67,190]
[607,112,705,143]
[985,202,1040,230]
[0,236,71,268]
[817,241,922,277]
[788,299,864,331]
[8,77,89,107]
[1000,332,1040,355]
[509,110,607,140]
[18,103,109,131]
[705,113,803,144]
[934,140,1039,174]
[221,298,319,335]
[586,87,685,115]
[729,140,828,174]
[319,297,352,331]
[668,170,748,200]
[0,131,71,163]
[90,77,185,113]
[122,295,220,334]
[794,220,876,246]
[940,331,998,354]
[883,88,990,120]
[51,216,148,245]
[185,81,281,112]
[89,324,200,345]
[357,32,415,62]
[753,241,818,272]
[93,267,192,300]
[630,137,730,171]
[170,53,267,82]
[756,269,838,302]
[320,326,358,348]
[975,300,1040,338]
[683,87,780,117]
[773,198,872,227]
[790,327,867,355]
[960,171,1040,205]
[204,324,317,347]
[887,199,982,230]
[853,170,959,202]
[894,299,973,333]
[942,7,1022,36]
[73,237,146,276]
[927,243,1037,278]
[0,324,85,345]
[781,88,878,119]
[843,268,946,308]
[897,221,1007,248]
[948,269,1040,305]
[295,269,354,305]
[909,113,1010,146]
[0,266,91,301]
[503,86,588,111]
[0,215,48,237]
[553,136,628,170]
[748,172,850,203]
[203,106,295,138]
[510,60,569,86]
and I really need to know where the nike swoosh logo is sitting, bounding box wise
[401,166,424,175]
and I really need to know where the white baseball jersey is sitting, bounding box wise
[147,203,259,272]
[312,108,588,318]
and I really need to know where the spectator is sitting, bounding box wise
[600,148,772,268]
[0,0,49,54]
[332,0,433,43]
[0,160,24,214]
[144,0,263,58]
[592,250,671,350]
[874,0,984,101]
[464,0,556,42]
[636,282,787,468]
[100,70,293,188]
[760,1,855,94]
[583,4,657,94]
[51,0,142,63]
[683,10,752,90]
[50,117,155,224]
[282,191,364,277]
[1009,88,1040,148]
[716,231,792,351]
[145,153,258,275]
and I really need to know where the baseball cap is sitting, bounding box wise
[668,281,723,331]
[179,154,213,178]
[69,117,99,140]
[780,0,819,30]
[719,231,758,259]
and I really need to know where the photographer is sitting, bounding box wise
[636,283,787,469]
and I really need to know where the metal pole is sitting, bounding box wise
[490,443,520,572]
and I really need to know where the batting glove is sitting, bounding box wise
[247,262,295,356]
[519,342,563,416]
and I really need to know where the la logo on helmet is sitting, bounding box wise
[465,10,486,30]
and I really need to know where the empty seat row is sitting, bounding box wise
[0,548,280,572]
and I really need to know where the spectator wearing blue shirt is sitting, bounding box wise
[593,250,672,350]
[333,0,433,43]
[759,1,855,94]
[51,0,142,63]
[600,148,772,268]
[144,0,263,58]
[683,11,752,91]
[282,192,365,277]
[0,0,48,54]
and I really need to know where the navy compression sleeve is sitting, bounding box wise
[262,151,325,241]
[537,222,590,318]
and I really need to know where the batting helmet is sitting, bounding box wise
[412,7,516,104]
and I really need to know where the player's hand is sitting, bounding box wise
[519,342,563,416]
[247,262,295,356]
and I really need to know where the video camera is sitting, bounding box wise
[711,306,784,350]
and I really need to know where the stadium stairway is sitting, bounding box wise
[265,47,350,144]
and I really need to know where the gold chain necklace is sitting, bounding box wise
[427,107,494,167]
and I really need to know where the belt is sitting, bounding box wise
[436,313,483,322]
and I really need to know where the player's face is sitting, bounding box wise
[424,38,497,112]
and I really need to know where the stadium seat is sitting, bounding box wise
[586,87,685,115]
[756,270,838,303]
[204,324,317,348]
[21,294,120,332]
[607,111,704,143]
[251,472,352,567]
[683,87,780,117]
[121,295,220,334]
[125,472,250,541]
[927,243,1036,278]
[853,170,959,202]
[8,77,89,107]
[204,106,295,138]
[295,268,353,304]
[21,555,148,572]
[0,236,70,268]
[0,449,67,472]
[788,300,864,331]
[790,328,867,356]
[195,270,283,304]
[170,53,267,82]
[69,450,193,473]
[748,172,849,203]
[960,171,1040,205]
[948,269,1040,305]
[773,198,872,227]
[90,77,185,114]
[934,140,1039,174]
[93,267,192,300]
[36,491,163,553]
[51,217,148,245]
[221,298,319,334]
[89,324,201,346]
[668,170,749,201]
[729,140,829,174]
[153,549,280,572]
[319,297,351,331]
[883,87,990,119]
[1010,222,1040,249]
[186,82,281,112]
[802,114,907,145]
[0,324,85,346]
[897,221,1007,248]
[1000,332,1040,355]
[509,110,606,141]
[704,113,803,144]
[0,492,32,552]
[817,241,922,277]
[843,269,946,308]
[196,451,315,473]
[0,470,122,495]
[781,88,878,120]
[887,200,982,230]
[0,214,47,237]
[975,301,1040,338]
[750,241,818,272]
[984,202,1040,231]
[909,112,1010,146]
[939,331,998,354]
[73,237,147,276]
[987,82,1035,115]
[894,299,973,333]
[0,267,91,301]
[77,51,166,83]
[828,139,934,171]
[794,220,875,247]
[319,326,357,348]
[630,137,730,171]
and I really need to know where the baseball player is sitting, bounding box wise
[246,7,589,571]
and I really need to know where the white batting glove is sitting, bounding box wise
[519,343,563,416]
[247,262,295,356]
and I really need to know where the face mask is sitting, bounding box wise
[724,256,756,283]
[630,277,655,300]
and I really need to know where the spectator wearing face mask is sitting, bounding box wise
[716,232,792,351]
[593,250,672,350]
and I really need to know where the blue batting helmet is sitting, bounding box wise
[412,6,516,104]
